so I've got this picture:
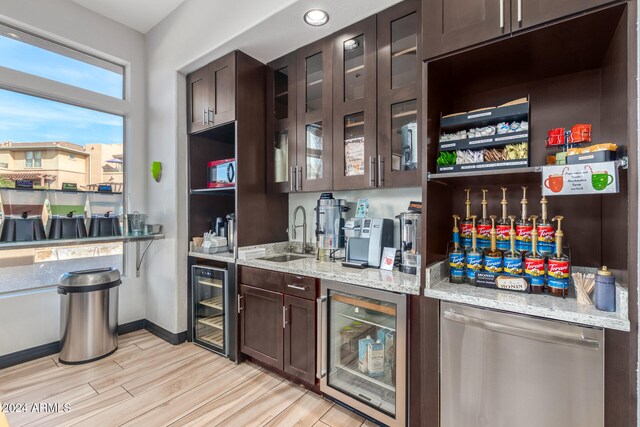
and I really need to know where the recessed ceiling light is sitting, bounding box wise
[344,39,359,51]
[304,9,329,26]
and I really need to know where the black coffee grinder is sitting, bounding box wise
[47,191,88,239]
[0,189,47,242]
[88,192,123,237]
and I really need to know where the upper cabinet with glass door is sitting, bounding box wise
[333,16,378,191]
[267,53,297,193]
[377,0,421,188]
[296,39,333,192]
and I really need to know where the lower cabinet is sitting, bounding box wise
[239,267,317,387]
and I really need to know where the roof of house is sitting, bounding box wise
[0,141,88,155]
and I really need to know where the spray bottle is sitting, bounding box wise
[460,189,473,250]
[537,195,555,256]
[449,215,465,283]
[496,187,510,251]
[516,186,533,254]
[503,215,523,276]
[524,215,545,293]
[477,189,491,250]
[547,216,570,296]
[483,215,503,274]
[465,215,483,285]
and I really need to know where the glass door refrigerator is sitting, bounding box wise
[191,265,228,356]
[318,281,407,427]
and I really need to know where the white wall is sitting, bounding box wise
[0,0,147,355]
[289,188,422,250]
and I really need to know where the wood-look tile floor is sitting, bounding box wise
[0,330,373,427]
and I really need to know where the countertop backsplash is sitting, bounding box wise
[288,187,422,250]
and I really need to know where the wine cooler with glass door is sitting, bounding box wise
[317,281,407,427]
[191,265,228,356]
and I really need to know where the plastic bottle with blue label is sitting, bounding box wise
[477,189,491,251]
[460,189,473,250]
[496,187,510,251]
[537,196,555,256]
[483,215,503,274]
[503,215,523,276]
[516,187,533,254]
[465,215,483,285]
[449,215,465,283]
[547,216,569,296]
[524,215,545,293]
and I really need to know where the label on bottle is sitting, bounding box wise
[525,257,545,285]
[547,259,569,289]
[484,255,503,273]
[537,225,555,255]
[504,256,523,276]
[449,252,465,280]
[496,225,510,251]
[460,223,473,248]
[516,225,533,252]
[477,224,491,249]
[466,253,482,279]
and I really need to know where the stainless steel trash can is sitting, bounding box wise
[58,267,121,364]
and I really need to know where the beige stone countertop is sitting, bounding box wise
[237,252,420,295]
[188,250,235,263]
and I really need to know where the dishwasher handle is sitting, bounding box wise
[443,310,600,350]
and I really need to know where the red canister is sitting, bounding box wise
[570,124,592,143]
[546,128,565,147]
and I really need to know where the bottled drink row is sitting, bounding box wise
[449,186,570,296]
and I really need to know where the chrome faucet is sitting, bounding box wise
[292,205,309,254]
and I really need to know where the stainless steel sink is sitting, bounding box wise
[258,254,308,263]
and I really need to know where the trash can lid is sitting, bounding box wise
[58,267,121,288]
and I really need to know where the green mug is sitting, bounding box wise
[591,171,614,191]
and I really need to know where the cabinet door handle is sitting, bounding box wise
[369,156,375,187]
[202,108,207,125]
[207,108,214,123]
[297,166,302,191]
[282,306,288,328]
[517,0,522,23]
[290,167,295,192]
[287,284,307,291]
[237,294,243,312]
[499,0,505,29]
[377,155,384,187]
[316,295,328,379]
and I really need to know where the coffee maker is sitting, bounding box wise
[396,211,421,274]
[343,218,393,268]
[315,193,349,260]
[88,192,122,237]
[47,191,88,239]
[401,122,418,170]
[0,189,46,242]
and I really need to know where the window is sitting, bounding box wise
[0,21,127,293]
[0,23,124,99]
[24,151,42,168]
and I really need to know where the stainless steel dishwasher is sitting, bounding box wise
[441,302,604,427]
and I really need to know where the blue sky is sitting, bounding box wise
[0,35,123,146]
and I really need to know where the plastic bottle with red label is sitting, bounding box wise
[516,186,532,254]
[460,189,473,250]
[547,216,570,296]
[537,196,555,256]
[524,215,545,293]
[496,187,510,251]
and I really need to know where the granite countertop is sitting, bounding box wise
[188,250,236,263]
[236,243,420,295]
[424,260,630,331]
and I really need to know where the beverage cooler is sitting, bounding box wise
[318,281,407,427]
[191,266,228,356]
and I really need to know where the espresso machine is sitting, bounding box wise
[401,122,418,170]
[88,192,123,237]
[47,191,88,239]
[0,189,47,242]
[397,210,421,274]
[343,217,393,268]
[315,193,349,260]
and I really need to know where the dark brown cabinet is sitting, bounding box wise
[187,52,237,134]
[238,266,317,386]
[423,0,618,59]
[423,0,510,60]
[377,0,421,187]
[332,16,378,190]
[239,284,283,368]
[511,0,616,31]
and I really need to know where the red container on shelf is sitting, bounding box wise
[207,158,236,188]
[546,128,565,147]
[570,124,592,143]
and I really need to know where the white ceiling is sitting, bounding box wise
[71,0,186,33]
